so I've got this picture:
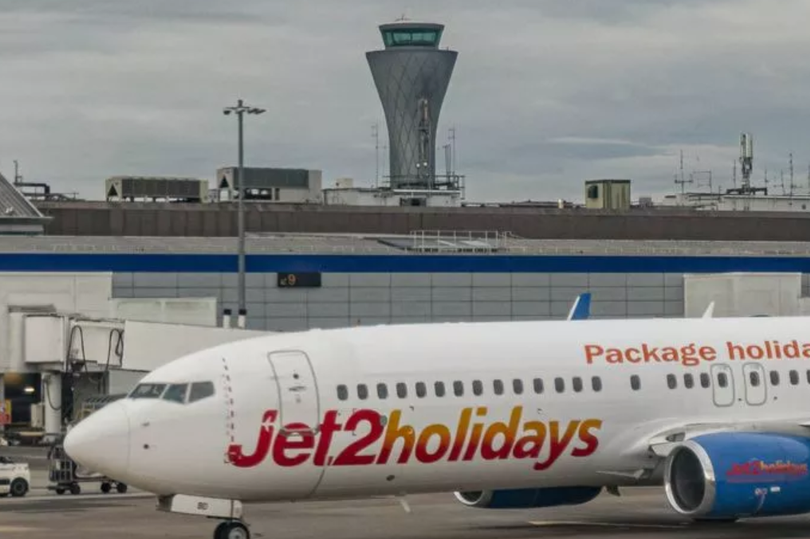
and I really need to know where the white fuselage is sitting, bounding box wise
[64,316,810,502]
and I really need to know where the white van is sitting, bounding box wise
[0,456,30,497]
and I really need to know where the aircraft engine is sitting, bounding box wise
[454,486,602,509]
[664,432,810,520]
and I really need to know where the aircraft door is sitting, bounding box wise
[268,351,320,436]
[742,363,767,406]
[710,364,735,407]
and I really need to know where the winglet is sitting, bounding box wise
[567,293,591,321]
[702,302,715,319]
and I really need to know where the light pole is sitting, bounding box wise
[223,99,265,328]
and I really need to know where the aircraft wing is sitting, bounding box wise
[566,293,591,321]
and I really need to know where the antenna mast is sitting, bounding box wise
[372,123,380,188]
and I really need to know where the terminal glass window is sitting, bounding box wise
[162,384,188,403]
[189,382,215,403]
[130,383,166,399]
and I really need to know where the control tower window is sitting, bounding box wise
[382,28,441,48]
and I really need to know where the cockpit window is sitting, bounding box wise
[162,384,188,404]
[189,382,215,403]
[130,383,167,399]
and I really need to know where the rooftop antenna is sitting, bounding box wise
[779,170,786,195]
[395,13,409,21]
[789,152,799,197]
[674,150,693,198]
[740,133,753,192]
[732,160,737,188]
[448,126,457,179]
[13,160,21,185]
[372,123,380,188]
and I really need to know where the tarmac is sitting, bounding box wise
[3,446,810,539]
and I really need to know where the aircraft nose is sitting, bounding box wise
[64,401,131,478]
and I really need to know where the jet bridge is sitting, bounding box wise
[6,310,266,440]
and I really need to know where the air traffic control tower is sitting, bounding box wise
[367,21,458,190]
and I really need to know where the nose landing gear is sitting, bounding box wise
[157,494,249,539]
[215,520,250,539]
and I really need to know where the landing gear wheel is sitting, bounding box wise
[55,488,65,495]
[116,482,128,494]
[69,483,81,495]
[101,482,111,494]
[215,521,250,539]
[10,479,28,497]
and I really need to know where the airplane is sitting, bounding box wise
[64,314,810,539]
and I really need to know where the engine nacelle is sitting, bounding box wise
[664,432,810,520]
[454,487,602,509]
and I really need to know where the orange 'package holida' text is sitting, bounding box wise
[584,340,810,366]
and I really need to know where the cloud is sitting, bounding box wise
[0,0,809,204]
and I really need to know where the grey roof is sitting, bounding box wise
[2,233,810,257]
[0,172,47,219]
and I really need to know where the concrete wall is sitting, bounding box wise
[112,271,686,332]
[35,201,810,241]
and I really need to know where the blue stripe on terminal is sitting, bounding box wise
[0,253,809,273]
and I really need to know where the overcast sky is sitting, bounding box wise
[1,0,809,203]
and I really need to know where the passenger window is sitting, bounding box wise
[188,382,215,403]
[718,373,729,388]
[162,384,188,403]
[415,382,426,398]
[337,385,349,401]
[749,371,760,387]
[513,379,523,395]
[357,384,368,400]
[377,383,388,399]
[630,375,641,391]
[700,373,711,388]
[592,377,602,392]
[770,371,780,386]
[130,383,167,399]
[453,381,464,397]
[533,378,544,394]
[493,380,504,395]
[434,382,446,397]
[572,377,583,393]
[667,374,677,390]
[807,370,810,384]
[555,377,565,393]
[790,370,799,386]
[396,383,407,399]
[684,374,694,389]
[472,380,483,396]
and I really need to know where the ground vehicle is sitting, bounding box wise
[0,456,30,497]
[47,394,129,495]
